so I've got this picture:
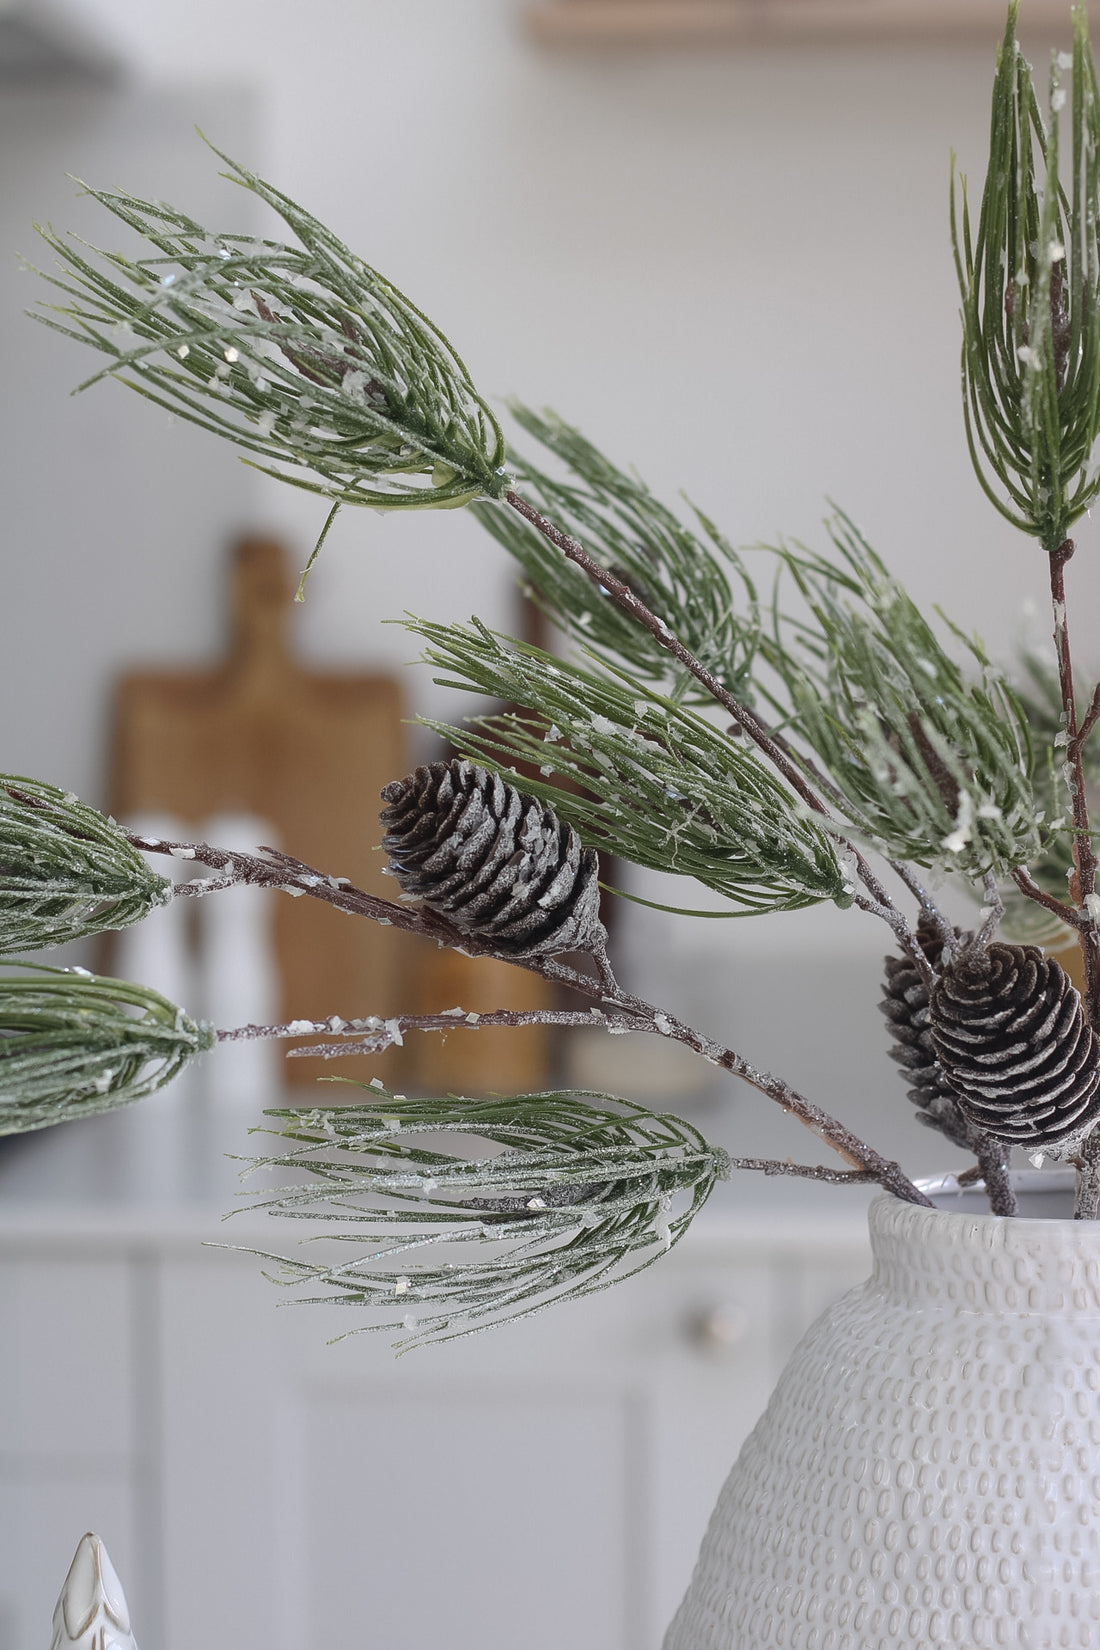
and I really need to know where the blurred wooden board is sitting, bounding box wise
[110,535,410,1087]
[109,535,554,1095]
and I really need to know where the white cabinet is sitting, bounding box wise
[0,1210,870,1650]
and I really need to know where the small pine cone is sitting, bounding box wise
[930,942,1100,1151]
[880,922,971,1149]
[380,759,606,959]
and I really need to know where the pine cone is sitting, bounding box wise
[880,922,971,1148]
[380,759,606,959]
[930,941,1100,1150]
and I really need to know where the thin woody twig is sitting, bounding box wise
[1011,865,1082,929]
[218,1006,630,1055]
[1069,679,1100,759]
[726,1158,879,1185]
[1045,539,1100,1218]
[131,832,932,1207]
[973,872,1004,950]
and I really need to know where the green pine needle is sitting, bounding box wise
[0,776,173,954]
[230,1087,729,1351]
[473,404,761,704]
[407,615,852,914]
[757,513,1041,881]
[31,144,508,514]
[0,962,214,1136]
[952,2,1100,549]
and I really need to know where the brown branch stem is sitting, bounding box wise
[1048,540,1100,1023]
[1046,540,1100,1218]
[1011,865,1082,929]
[132,832,931,1207]
[726,1159,879,1185]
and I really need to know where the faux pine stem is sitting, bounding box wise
[503,491,936,989]
[1044,542,1100,1217]
[131,831,932,1207]
[1047,541,1100,1022]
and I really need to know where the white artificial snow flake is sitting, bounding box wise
[176,344,189,359]
[214,362,231,380]
[1029,1152,1046,1168]
[285,1019,317,1036]
[1050,238,1066,260]
[174,847,195,859]
[1085,893,1100,925]
[1058,50,1073,68]
[943,792,974,855]
[385,1017,404,1047]
[327,1016,346,1033]
[654,1012,673,1036]
[223,346,239,363]
[402,1314,418,1332]
[1053,600,1067,629]
[1016,344,1042,369]
[441,1006,464,1017]
[591,714,616,736]
[93,1071,114,1093]
[394,1276,411,1296]
[466,1012,481,1026]
[1054,730,1068,749]
[232,288,252,310]
[369,1077,386,1091]
[1052,89,1068,113]
[977,803,1003,820]
[526,1197,546,1211]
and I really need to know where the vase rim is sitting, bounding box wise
[869,1173,1100,1312]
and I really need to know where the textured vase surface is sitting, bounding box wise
[665,1186,1100,1650]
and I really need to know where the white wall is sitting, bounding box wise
[4,1,1092,1177]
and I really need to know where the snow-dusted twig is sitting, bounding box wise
[130,831,931,1207]
[726,1158,879,1185]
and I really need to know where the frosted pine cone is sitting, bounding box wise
[930,941,1100,1151]
[880,923,971,1148]
[380,759,606,959]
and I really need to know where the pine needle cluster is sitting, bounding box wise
[0,776,172,954]
[954,1,1100,550]
[0,963,214,1136]
[233,1087,728,1350]
[757,517,1041,880]
[32,146,508,519]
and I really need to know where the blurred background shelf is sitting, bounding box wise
[527,0,1081,43]
[526,0,1077,45]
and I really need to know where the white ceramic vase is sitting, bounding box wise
[665,1174,1100,1650]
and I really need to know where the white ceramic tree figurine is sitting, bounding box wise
[51,1534,139,1650]
[5,1,1100,1344]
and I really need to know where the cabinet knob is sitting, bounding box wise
[687,1301,750,1351]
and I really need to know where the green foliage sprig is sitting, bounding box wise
[408,616,852,913]
[233,1087,728,1350]
[473,405,761,704]
[0,963,214,1136]
[758,515,1041,880]
[953,1,1100,549]
[0,776,172,954]
[32,148,508,516]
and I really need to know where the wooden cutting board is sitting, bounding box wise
[109,534,552,1093]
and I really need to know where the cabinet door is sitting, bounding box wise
[157,1232,790,1650]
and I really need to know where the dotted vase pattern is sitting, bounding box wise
[664,1196,1100,1650]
